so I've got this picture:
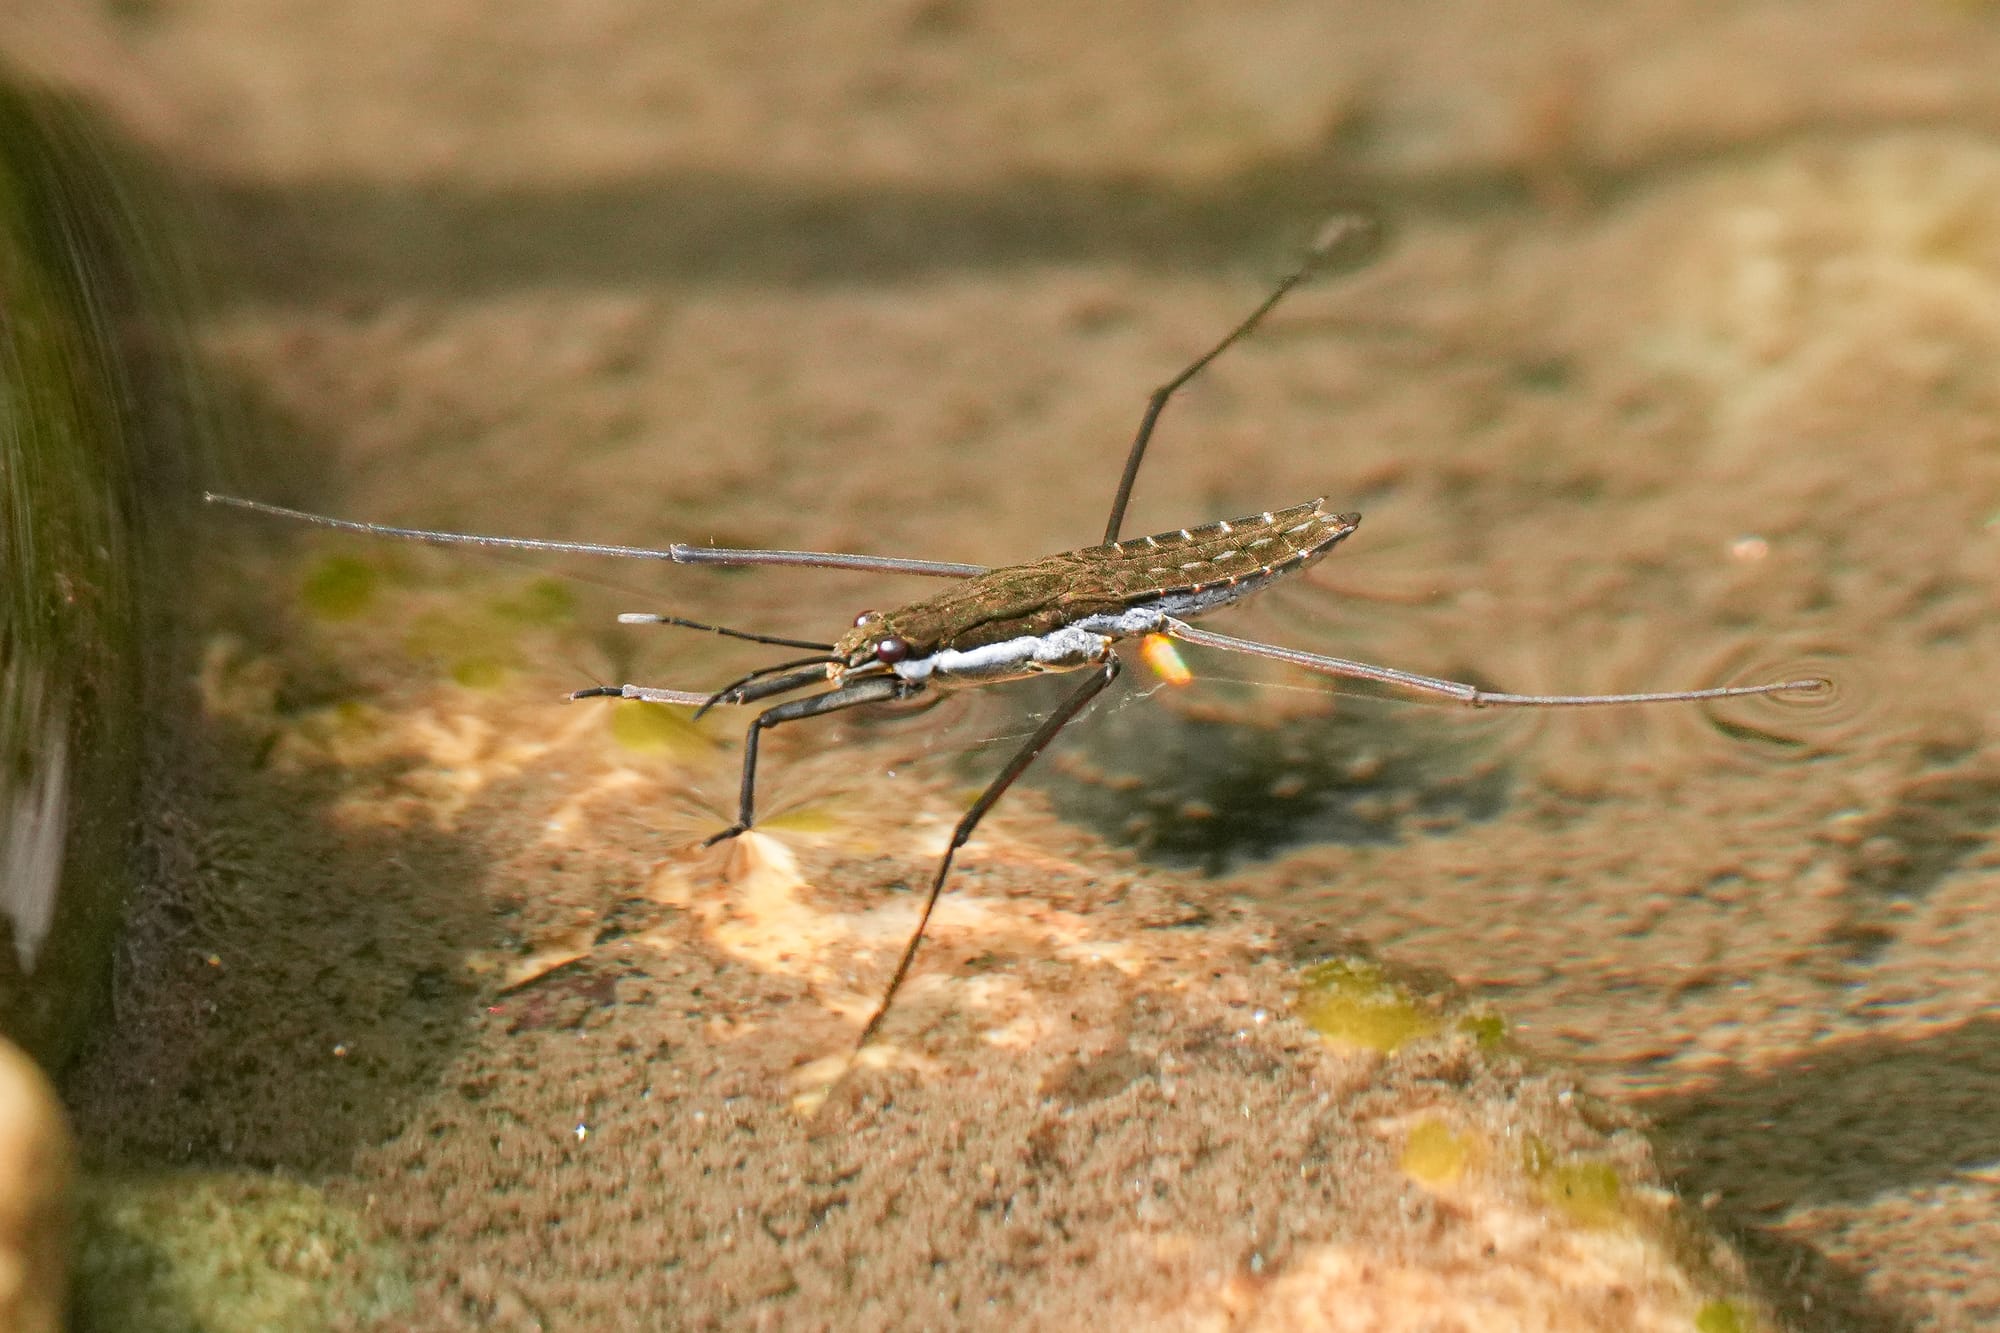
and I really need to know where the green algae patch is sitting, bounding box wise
[760,804,845,835]
[1548,1159,1623,1227]
[1295,958,1439,1053]
[300,555,378,620]
[488,576,576,627]
[75,1171,408,1333]
[1518,1135,1627,1227]
[324,699,380,738]
[287,699,384,751]
[608,700,709,756]
[1694,1300,1757,1333]
[1455,1011,1508,1051]
[400,607,516,670]
[1542,1158,1625,1229]
[449,654,510,690]
[1399,1117,1474,1186]
[392,575,589,685]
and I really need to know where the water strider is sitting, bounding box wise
[209,213,1826,1054]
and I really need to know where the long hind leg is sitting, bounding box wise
[1101,211,1383,544]
[853,655,1123,1053]
[1161,618,1826,708]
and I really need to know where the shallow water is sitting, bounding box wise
[21,4,2000,1329]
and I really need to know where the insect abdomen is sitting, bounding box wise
[1075,499,1358,603]
[887,500,1358,653]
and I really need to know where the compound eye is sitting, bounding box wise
[853,610,880,628]
[874,636,911,665]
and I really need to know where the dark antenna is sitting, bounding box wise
[616,612,832,653]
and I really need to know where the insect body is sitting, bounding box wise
[837,501,1358,689]
[209,212,1825,1057]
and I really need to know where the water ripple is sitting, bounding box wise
[1690,640,1868,760]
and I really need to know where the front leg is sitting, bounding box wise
[703,675,914,847]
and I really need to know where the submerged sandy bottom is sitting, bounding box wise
[16,3,2000,1329]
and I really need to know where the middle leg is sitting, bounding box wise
[702,674,913,847]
